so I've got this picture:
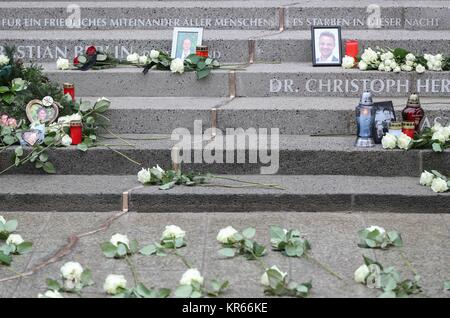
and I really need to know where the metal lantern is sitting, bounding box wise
[355,91,376,147]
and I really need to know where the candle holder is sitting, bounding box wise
[196,45,209,58]
[402,93,424,132]
[388,122,402,137]
[345,40,359,59]
[70,120,83,145]
[355,91,376,147]
[63,83,75,102]
[402,121,415,138]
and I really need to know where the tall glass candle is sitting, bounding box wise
[63,83,75,102]
[345,40,359,59]
[70,120,82,145]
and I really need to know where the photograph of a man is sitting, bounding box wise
[311,27,342,66]
[171,28,203,60]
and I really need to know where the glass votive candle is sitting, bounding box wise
[388,122,402,137]
[402,121,415,138]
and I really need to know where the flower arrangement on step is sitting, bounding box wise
[381,122,450,152]
[0,47,140,174]
[419,170,449,193]
[137,165,284,190]
[342,47,449,73]
[127,49,220,79]
[57,46,121,71]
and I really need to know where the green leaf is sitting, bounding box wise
[14,147,23,157]
[100,242,117,258]
[444,281,450,291]
[159,181,176,190]
[2,93,14,104]
[242,227,256,239]
[4,220,17,232]
[129,239,139,254]
[39,153,49,162]
[80,269,94,286]
[379,291,396,298]
[135,283,152,298]
[218,248,235,258]
[79,101,93,112]
[157,288,171,298]
[196,68,210,80]
[43,136,55,145]
[393,48,409,59]
[285,244,298,257]
[270,226,286,242]
[365,238,376,248]
[3,135,15,145]
[77,143,89,152]
[46,278,61,291]
[117,243,127,256]
[139,244,157,256]
[0,251,12,265]
[94,99,110,113]
[42,162,56,174]
[16,241,33,254]
[432,142,443,152]
[175,285,193,298]
[0,86,9,93]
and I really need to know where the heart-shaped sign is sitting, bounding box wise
[25,99,60,124]
[21,130,40,146]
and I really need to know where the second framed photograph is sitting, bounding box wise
[372,101,396,144]
[171,27,203,60]
[311,26,342,66]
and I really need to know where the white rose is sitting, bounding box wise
[431,177,449,193]
[361,48,378,64]
[416,64,425,73]
[431,122,443,132]
[216,226,238,243]
[126,53,139,64]
[56,58,70,70]
[366,225,386,235]
[358,61,368,70]
[380,53,387,61]
[378,63,385,71]
[60,261,83,281]
[385,51,394,60]
[384,59,392,67]
[432,130,448,143]
[150,50,160,60]
[170,58,184,74]
[354,264,370,284]
[390,62,398,69]
[137,168,152,184]
[104,274,127,295]
[384,65,392,72]
[342,55,355,69]
[97,96,109,103]
[397,133,413,150]
[442,126,450,139]
[381,133,397,149]
[406,60,414,67]
[0,54,10,66]
[260,265,287,286]
[162,225,185,240]
[61,134,72,147]
[38,290,64,298]
[110,233,129,248]
[420,170,435,186]
[6,234,24,245]
[393,66,401,73]
[138,55,148,65]
[401,64,412,72]
[0,216,5,224]
[70,113,82,121]
[435,54,443,60]
[405,53,416,61]
[180,268,204,286]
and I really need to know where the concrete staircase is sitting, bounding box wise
[0,0,449,212]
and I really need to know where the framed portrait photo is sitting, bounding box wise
[372,101,396,144]
[311,26,342,66]
[171,27,203,60]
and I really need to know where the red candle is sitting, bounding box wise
[70,120,83,145]
[196,45,208,58]
[402,121,415,138]
[345,40,359,59]
[63,83,75,102]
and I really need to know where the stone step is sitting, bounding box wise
[1,135,448,176]
[0,174,448,212]
[0,1,448,31]
[42,63,450,97]
[2,29,449,63]
[83,96,449,135]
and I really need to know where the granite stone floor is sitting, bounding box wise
[0,211,449,298]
